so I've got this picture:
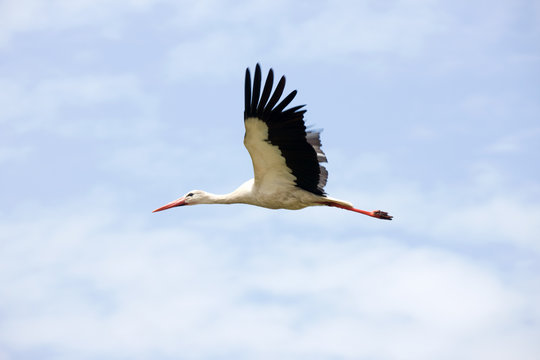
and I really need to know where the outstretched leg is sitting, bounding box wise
[324,202,393,220]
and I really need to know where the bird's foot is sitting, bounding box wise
[371,210,393,220]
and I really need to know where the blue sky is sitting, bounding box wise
[1,0,539,359]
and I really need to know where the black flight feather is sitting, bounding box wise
[264,76,286,113]
[272,90,297,114]
[244,68,251,118]
[251,64,262,114]
[257,69,274,116]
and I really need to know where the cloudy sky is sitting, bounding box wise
[1,0,539,359]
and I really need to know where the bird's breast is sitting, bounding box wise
[250,186,322,210]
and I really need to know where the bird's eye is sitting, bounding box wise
[187,193,194,197]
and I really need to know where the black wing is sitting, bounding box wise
[243,63,328,195]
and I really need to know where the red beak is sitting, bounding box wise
[152,197,187,213]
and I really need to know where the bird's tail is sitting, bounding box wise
[320,196,354,208]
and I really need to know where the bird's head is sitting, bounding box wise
[152,190,208,212]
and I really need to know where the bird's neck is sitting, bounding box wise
[202,192,241,205]
[201,180,254,205]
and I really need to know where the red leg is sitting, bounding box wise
[324,202,393,220]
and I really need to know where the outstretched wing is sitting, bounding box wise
[243,64,328,195]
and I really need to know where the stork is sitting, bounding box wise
[153,64,392,220]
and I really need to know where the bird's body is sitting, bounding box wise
[184,180,352,210]
[153,64,392,220]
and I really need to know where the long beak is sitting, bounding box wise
[152,197,186,213]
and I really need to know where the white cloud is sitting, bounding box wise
[276,0,447,61]
[485,128,540,154]
[166,31,258,81]
[103,142,190,183]
[0,74,157,138]
[164,0,450,79]
[310,156,540,254]
[1,0,529,80]
[0,0,161,47]
[433,195,540,249]
[0,145,32,164]
[0,195,539,359]
[161,0,530,80]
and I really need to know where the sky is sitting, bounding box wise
[1,0,539,359]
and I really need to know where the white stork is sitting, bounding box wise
[153,64,392,220]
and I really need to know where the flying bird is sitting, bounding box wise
[153,64,392,220]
